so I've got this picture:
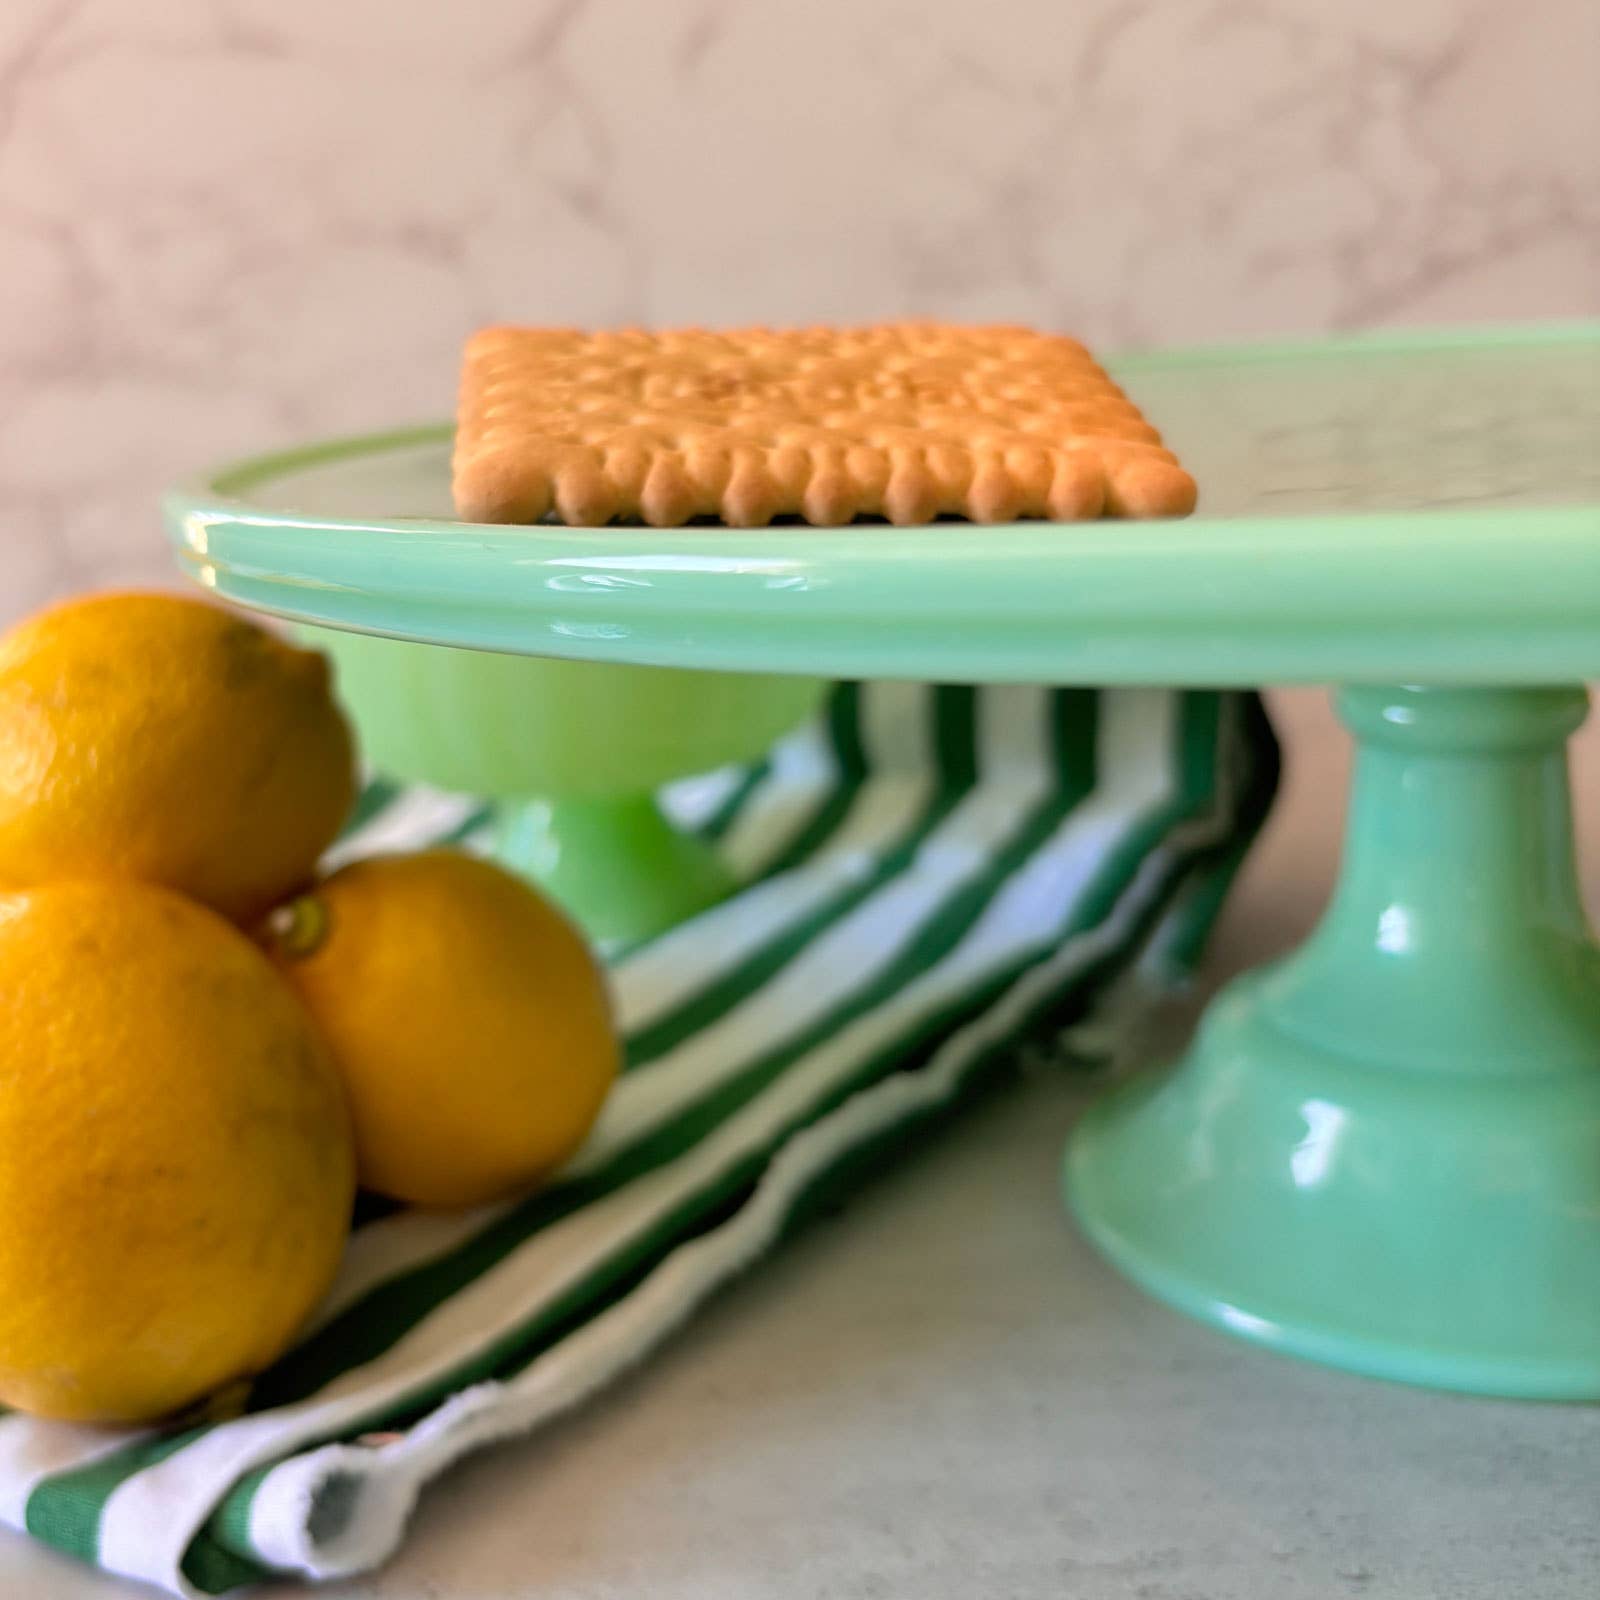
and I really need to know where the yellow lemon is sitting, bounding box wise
[0,591,356,922]
[265,851,618,1209]
[0,879,354,1423]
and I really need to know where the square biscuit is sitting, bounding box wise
[453,323,1196,527]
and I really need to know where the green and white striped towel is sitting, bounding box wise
[0,682,1276,1596]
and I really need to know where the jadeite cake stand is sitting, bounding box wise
[167,323,1600,1398]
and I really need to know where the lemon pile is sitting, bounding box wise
[0,592,618,1424]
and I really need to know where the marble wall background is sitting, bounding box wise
[0,0,1596,616]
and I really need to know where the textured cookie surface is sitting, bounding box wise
[454,323,1196,527]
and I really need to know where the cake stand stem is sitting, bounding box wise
[1066,684,1600,1397]
[495,794,734,948]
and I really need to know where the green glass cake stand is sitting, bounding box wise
[167,322,1600,1398]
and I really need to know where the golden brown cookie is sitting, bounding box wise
[454,323,1196,527]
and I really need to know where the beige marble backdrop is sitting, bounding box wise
[0,0,1595,613]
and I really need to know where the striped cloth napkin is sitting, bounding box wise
[0,682,1276,1596]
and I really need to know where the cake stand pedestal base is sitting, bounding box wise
[1066,685,1600,1398]
[496,793,734,947]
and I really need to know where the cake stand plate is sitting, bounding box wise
[168,323,1600,1396]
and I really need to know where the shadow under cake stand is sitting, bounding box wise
[167,322,1600,1398]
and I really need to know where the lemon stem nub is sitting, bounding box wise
[265,894,329,960]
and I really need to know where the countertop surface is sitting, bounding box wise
[5,690,1597,1600]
